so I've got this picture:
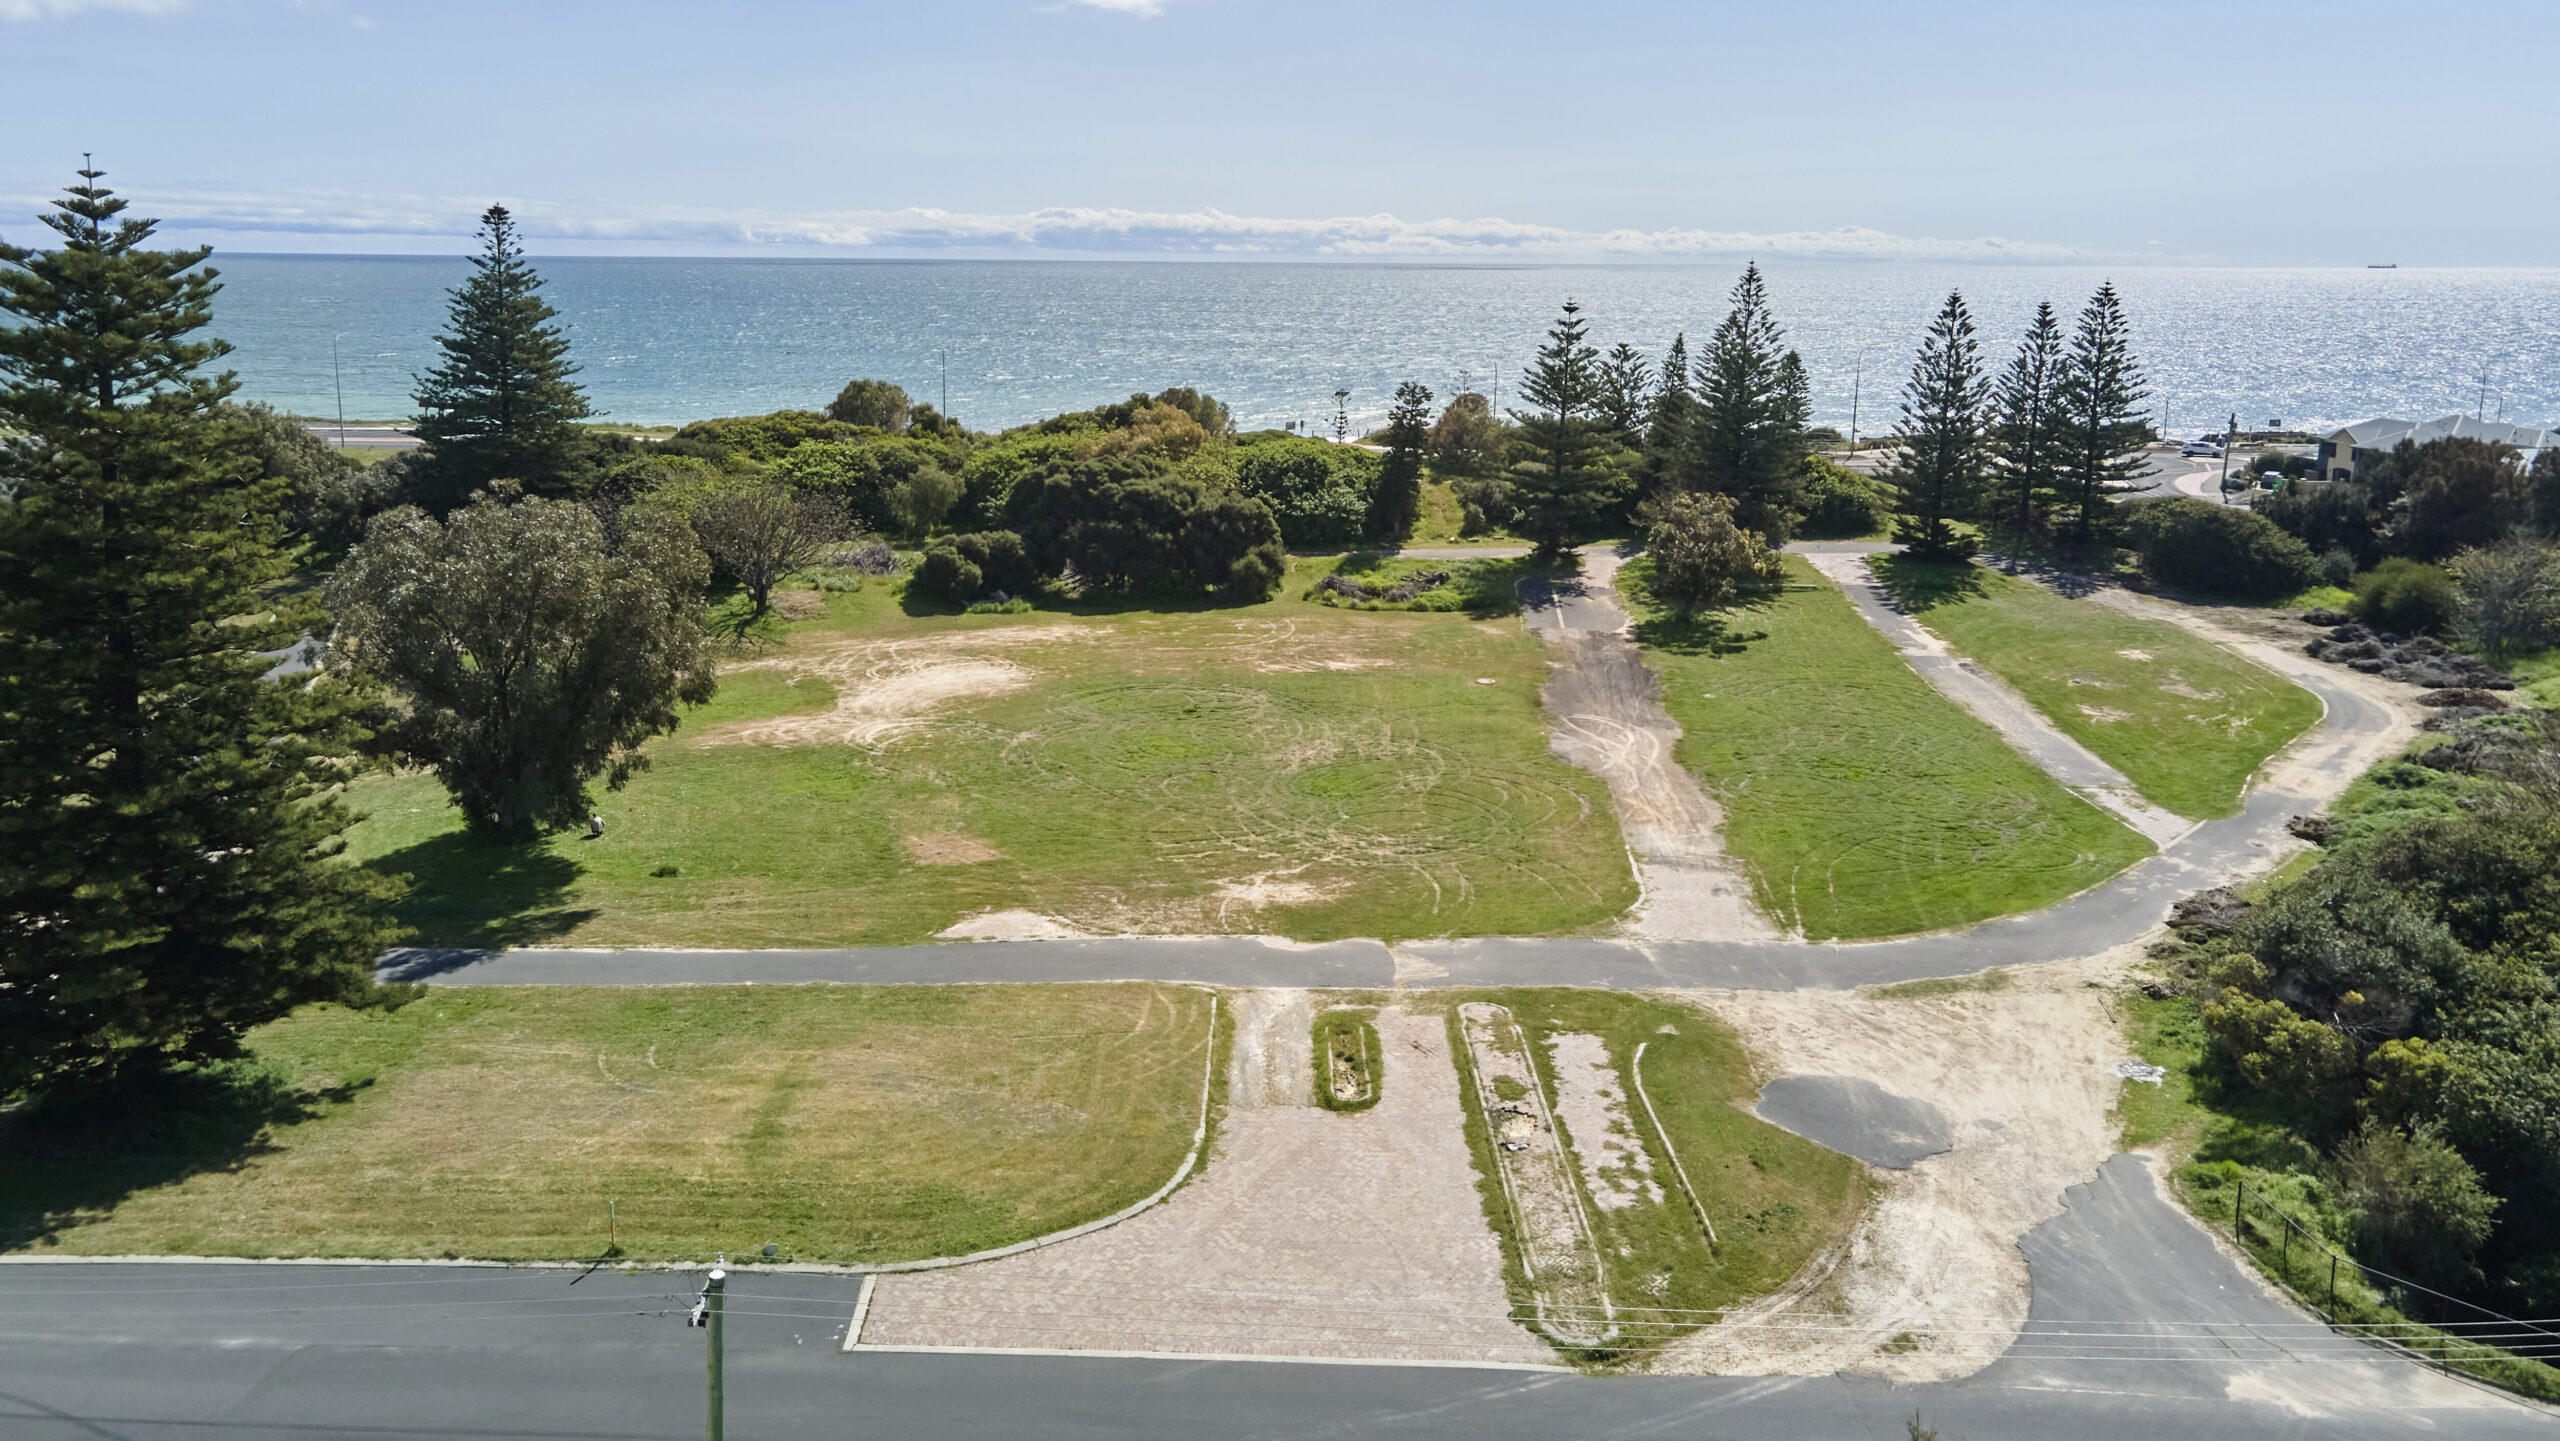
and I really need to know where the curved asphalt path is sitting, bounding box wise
[383,542,2390,994]
[4,1156,2538,1439]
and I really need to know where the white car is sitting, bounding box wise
[2181,440,2224,458]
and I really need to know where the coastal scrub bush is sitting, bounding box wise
[2450,540,2560,659]
[1005,454,1285,601]
[668,410,860,462]
[2352,558,2456,635]
[826,379,910,432]
[1795,454,1896,539]
[1233,435,1377,548]
[772,435,959,534]
[2119,496,2320,599]
[2329,1120,2499,1288]
[912,530,1038,604]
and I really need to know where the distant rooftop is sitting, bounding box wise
[2328,414,2558,453]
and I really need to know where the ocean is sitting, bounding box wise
[199,255,2560,440]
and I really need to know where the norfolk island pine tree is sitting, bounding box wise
[1885,289,1992,562]
[410,204,595,513]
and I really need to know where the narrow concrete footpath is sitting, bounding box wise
[1798,548,2192,846]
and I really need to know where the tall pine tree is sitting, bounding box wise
[1367,380,1433,542]
[411,204,593,513]
[0,169,398,1095]
[1508,299,1610,556]
[1884,289,1991,562]
[1670,264,1810,541]
[1988,301,2067,547]
[2053,283,2152,552]
[1597,342,1653,445]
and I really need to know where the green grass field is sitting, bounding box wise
[1622,555,2152,940]
[1874,559,2322,819]
[346,558,1633,949]
[1431,988,1868,1365]
[1,984,1219,1265]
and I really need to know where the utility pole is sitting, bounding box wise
[941,346,948,418]
[695,1263,727,1441]
[2219,410,2238,504]
[331,333,347,450]
[1847,347,1864,455]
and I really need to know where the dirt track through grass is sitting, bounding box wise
[347,563,1633,949]
[1623,555,2151,941]
[2,985,1216,1265]
[1874,559,2321,819]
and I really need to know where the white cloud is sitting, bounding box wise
[0,0,186,19]
[1061,0,1169,13]
[0,184,2093,263]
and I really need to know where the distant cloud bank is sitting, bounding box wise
[0,184,2090,262]
[1,0,185,19]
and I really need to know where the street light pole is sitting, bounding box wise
[331,333,347,450]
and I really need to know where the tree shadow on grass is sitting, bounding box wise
[0,1062,365,1251]
[1870,554,1991,615]
[1633,598,1777,658]
[368,831,595,949]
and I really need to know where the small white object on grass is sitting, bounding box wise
[2112,1059,2168,1085]
[587,814,604,838]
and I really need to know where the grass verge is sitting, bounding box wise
[348,556,1633,948]
[1874,558,2322,819]
[1,983,1217,1266]
[1622,554,2152,940]
[1431,988,1868,1367]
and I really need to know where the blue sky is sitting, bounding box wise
[3,0,2552,265]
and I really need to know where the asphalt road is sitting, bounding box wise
[3,1157,2534,1440]
[301,422,420,450]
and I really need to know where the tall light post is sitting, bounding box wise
[331,333,348,450]
[1333,389,1350,443]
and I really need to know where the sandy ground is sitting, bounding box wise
[1457,1003,1614,1345]
[1653,953,2134,1383]
[1549,1032,1665,1213]
[711,625,1087,749]
[858,992,1551,1366]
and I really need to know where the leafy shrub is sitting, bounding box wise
[772,436,964,534]
[2201,991,2358,1104]
[668,410,861,462]
[827,379,910,432]
[1643,490,1780,613]
[2450,540,2560,659]
[2352,557,2456,635]
[1796,455,1896,539]
[2328,1119,2500,1287]
[1005,455,1285,602]
[1234,436,1378,548]
[911,530,1037,604]
[2120,496,2320,599]
[965,596,1034,614]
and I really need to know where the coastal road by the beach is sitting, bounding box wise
[299,422,419,449]
[1,1155,2535,1441]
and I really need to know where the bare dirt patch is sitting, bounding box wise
[710,626,1087,749]
[936,909,1086,940]
[1209,871,1350,922]
[902,832,1003,865]
[860,1001,1549,1365]
[1548,1031,1664,1213]
[1653,952,2132,1383]
[2078,705,2132,723]
[770,589,828,620]
[1459,1002,1614,1346]
[1541,634,1778,941]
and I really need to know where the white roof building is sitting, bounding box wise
[2317,414,2558,479]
